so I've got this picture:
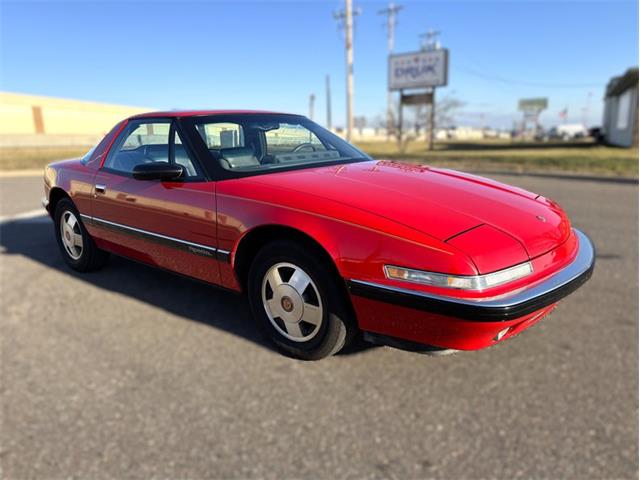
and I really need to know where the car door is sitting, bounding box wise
[88,118,222,285]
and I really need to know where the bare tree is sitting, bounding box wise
[386,102,415,153]
[409,95,465,138]
[377,95,463,152]
[435,95,465,128]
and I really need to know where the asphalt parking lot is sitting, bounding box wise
[1,172,638,479]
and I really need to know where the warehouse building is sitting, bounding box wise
[602,68,638,148]
[0,92,148,147]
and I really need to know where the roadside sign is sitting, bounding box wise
[389,50,449,90]
[518,98,548,111]
[401,92,433,105]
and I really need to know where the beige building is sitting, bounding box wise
[0,92,150,146]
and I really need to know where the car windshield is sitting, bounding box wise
[192,114,370,172]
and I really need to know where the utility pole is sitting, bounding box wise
[345,0,354,141]
[378,3,403,140]
[419,28,441,150]
[325,75,332,130]
[582,91,593,127]
[309,93,315,120]
[419,29,440,51]
[334,1,360,141]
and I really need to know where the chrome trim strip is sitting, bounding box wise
[347,228,595,321]
[81,214,231,262]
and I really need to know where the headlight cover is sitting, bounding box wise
[384,262,533,291]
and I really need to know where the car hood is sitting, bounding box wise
[247,160,571,261]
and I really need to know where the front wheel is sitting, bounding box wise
[247,240,356,360]
[54,198,109,272]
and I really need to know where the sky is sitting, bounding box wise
[1,0,638,129]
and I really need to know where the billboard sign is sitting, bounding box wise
[389,50,449,90]
[518,98,548,111]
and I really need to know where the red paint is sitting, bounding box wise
[91,170,219,284]
[353,296,557,350]
[447,225,528,274]
[43,112,585,352]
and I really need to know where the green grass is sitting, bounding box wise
[355,139,639,177]
[0,146,90,171]
[0,140,637,177]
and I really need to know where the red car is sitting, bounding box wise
[43,111,595,359]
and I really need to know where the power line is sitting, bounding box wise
[455,65,603,88]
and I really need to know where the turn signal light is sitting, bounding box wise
[384,262,533,291]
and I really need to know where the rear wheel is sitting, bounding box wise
[54,198,109,272]
[247,240,356,360]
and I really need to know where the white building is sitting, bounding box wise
[602,68,638,148]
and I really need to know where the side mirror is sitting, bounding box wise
[132,162,183,181]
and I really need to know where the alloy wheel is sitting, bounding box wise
[261,262,323,342]
[60,210,83,260]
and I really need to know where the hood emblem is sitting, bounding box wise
[536,215,547,222]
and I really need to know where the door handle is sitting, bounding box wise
[95,184,106,194]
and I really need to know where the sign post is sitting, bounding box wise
[429,88,436,150]
[389,49,448,150]
[517,98,548,138]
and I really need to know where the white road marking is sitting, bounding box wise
[0,169,44,178]
[0,208,49,224]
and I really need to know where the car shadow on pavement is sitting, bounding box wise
[0,215,377,357]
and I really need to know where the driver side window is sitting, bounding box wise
[104,122,171,174]
[104,121,202,179]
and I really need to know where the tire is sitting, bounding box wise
[54,198,109,272]
[247,240,356,360]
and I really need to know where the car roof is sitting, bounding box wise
[129,110,299,119]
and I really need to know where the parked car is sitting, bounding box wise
[43,111,595,360]
[482,128,499,139]
[548,124,588,141]
[588,127,604,143]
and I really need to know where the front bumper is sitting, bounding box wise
[347,228,595,350]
